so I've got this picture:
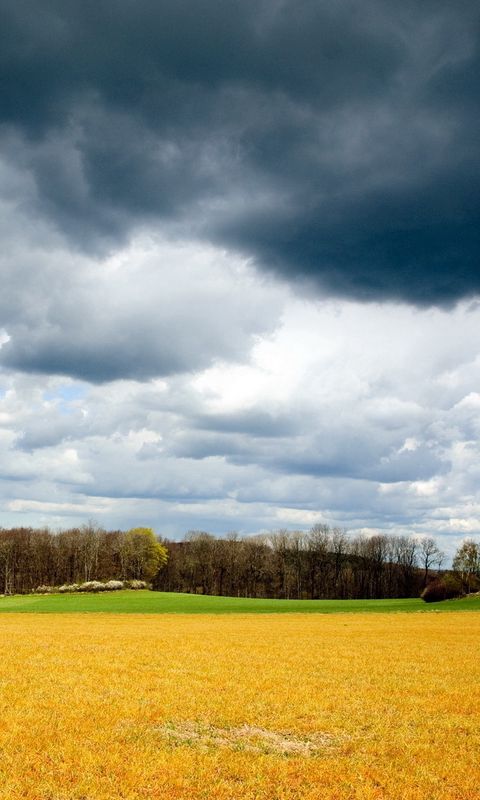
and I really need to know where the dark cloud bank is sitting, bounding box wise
[1,0,479,305]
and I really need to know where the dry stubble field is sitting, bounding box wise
[0,612,479,800]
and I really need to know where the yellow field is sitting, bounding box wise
[0,613,479,800]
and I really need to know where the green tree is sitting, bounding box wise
[120,528,168,581]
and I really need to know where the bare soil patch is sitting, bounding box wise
[157,720,337,756]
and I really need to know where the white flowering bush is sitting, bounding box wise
[104,580,125,591]
[32,579,148,594]
[77,580,107,592]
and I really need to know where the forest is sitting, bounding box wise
[1,523,477,600]
[0,525,166,595]
[155,528,445,599]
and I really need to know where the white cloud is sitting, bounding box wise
[0,271,479,561]
[0,158,479,558]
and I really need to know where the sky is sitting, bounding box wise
[0,0,479,556]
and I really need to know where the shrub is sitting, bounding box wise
[104,580,125,591]
[78,581,107,593]
[421,580,445,602]
[421,575,463,603]
[32,579,145,594]
[125,579,148,590]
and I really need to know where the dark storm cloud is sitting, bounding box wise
[1,0,479,303]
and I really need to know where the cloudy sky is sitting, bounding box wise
[1,0,479,555]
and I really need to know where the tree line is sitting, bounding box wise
[0,525,166,595]
[1,523,478,599]
[154,527,448,599]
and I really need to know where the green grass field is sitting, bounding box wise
[0,589,479,613]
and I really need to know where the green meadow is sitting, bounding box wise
[0,589,479,614]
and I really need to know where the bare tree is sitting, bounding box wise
[306,524,330,599]
[453,540,480,593]
[393,536,418,597]
[419,537,444,587]
[79,522,102,582]
[0,533,15,594]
